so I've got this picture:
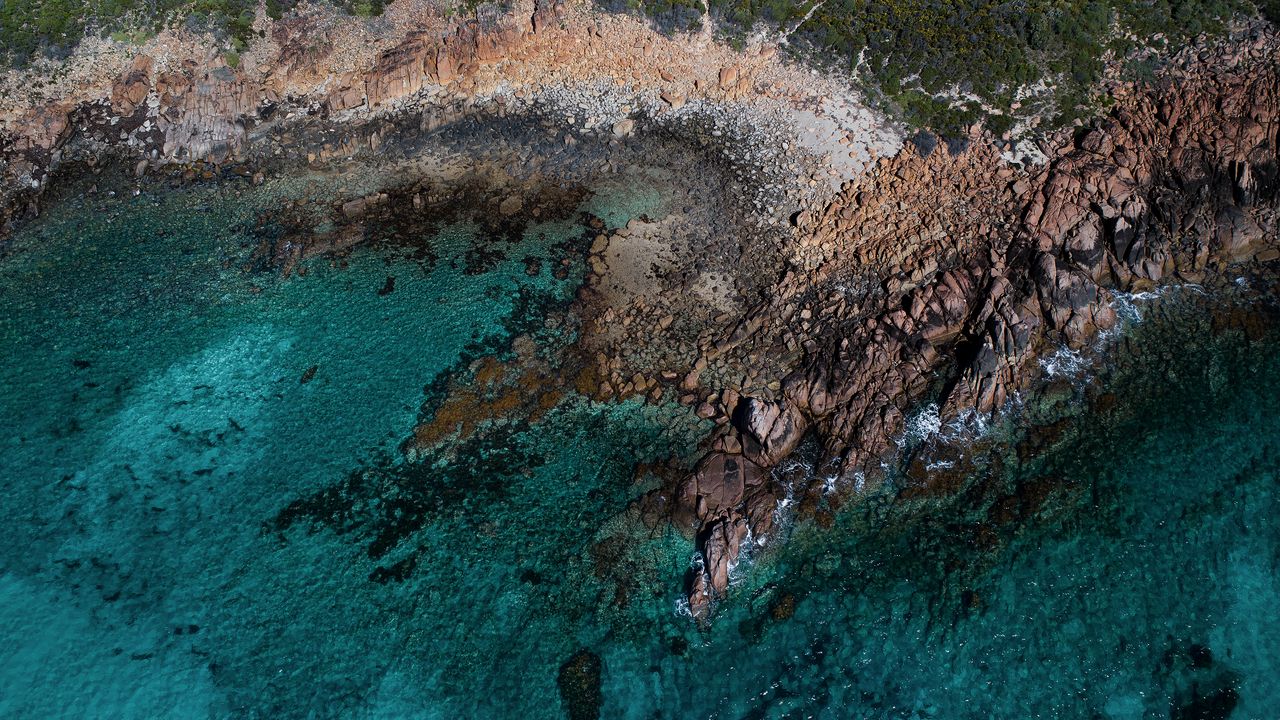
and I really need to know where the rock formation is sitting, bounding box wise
[673,26,1280,619]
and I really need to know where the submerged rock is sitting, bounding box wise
[557,649,603,720]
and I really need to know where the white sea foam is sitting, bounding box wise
[768,454,811,532]
[1039,345,1088,378]
[943,407,992,442]
[1037,281,1213,393]
[896,403,942,450]
[1111,283,1206,325]
[673,596,694,619]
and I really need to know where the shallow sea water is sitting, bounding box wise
[0,172,1277,719]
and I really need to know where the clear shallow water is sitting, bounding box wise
[1,173,1278,719]
[0,174,701,718]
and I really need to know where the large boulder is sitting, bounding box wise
[111,55,153,115]
[677,452,765,524]
[732,397,807,466]
[1215,205,1264,260]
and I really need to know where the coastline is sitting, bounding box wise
[3,0,1280,623]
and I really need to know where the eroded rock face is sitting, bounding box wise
[0,0,560,234]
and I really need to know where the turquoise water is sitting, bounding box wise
[646,285,1280,719]
[1,171,1278,719]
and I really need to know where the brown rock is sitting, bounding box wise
[1215,206,1264,260]
[678,452,765,522]
[732,397,807,465]
[499,195,524,216]
[718,66,738,90]
[111,55,153,114]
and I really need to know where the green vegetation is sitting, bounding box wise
[0,0,390,67]
[599,0,706,33]
[0,0,273,64]
[615,0,1268,133]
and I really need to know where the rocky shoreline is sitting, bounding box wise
[666,24,1280,619]
[3,0,1280,623]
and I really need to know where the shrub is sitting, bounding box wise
[601,0,1262,133]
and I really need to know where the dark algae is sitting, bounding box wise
[557,650,604,720]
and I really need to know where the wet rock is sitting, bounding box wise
[341,193,387,220]
[689,514,748,621]
[499,195,524,216]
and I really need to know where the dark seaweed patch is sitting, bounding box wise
[241,177,591,276]
[300,365,318,384]
[265,420,546,561]
[462,243,508,275]
[368,555,418,584]
[557,650,603,720]
[262,201,600,572]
